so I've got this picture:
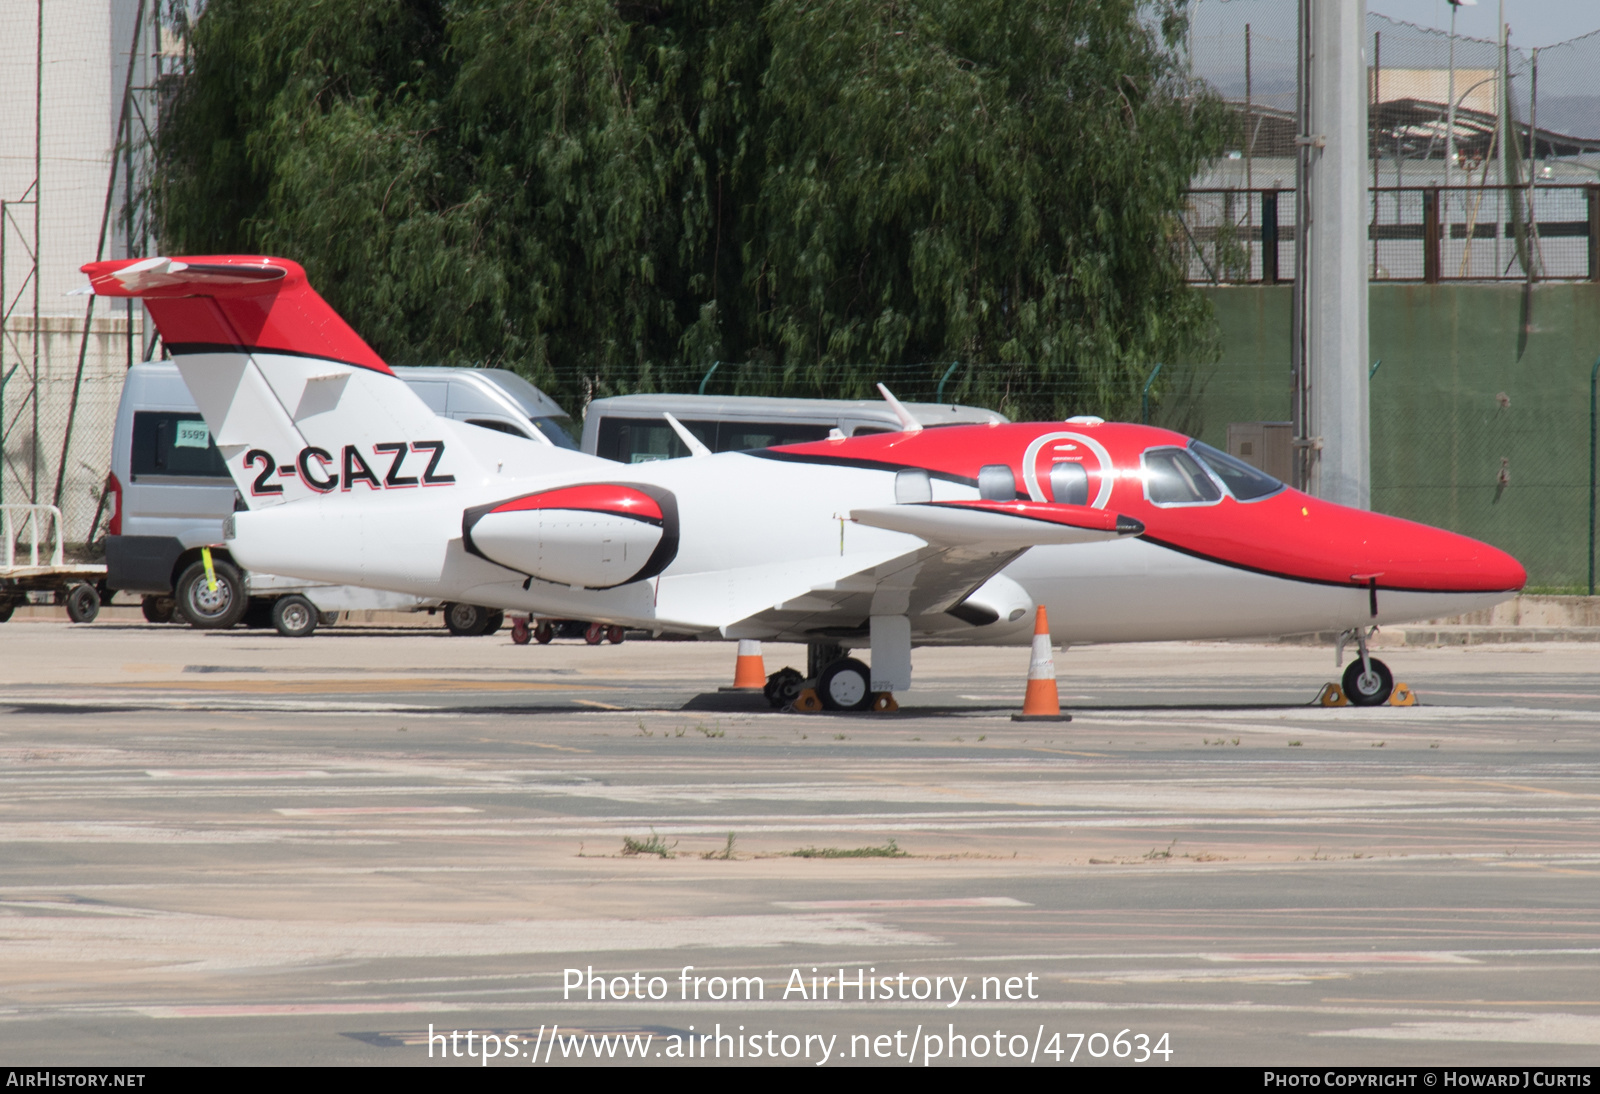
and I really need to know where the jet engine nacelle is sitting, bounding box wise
[462,483,679,590]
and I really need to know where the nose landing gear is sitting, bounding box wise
[1335,626,1395,706]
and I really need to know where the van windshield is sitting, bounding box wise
[531,416,580,449]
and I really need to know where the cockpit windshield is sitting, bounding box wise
[1190,441,1284,501]
[1142,448,1222,506]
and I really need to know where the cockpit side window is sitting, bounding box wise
[1141,447,1223,506]
[1189,440,1285,501]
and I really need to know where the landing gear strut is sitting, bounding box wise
[1337,626,1394,706]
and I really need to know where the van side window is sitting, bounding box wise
[595,417,829,462]
[130,412,230,480]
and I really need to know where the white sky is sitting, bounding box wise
[1370,1,1600,49]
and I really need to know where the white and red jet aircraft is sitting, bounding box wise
[83,255,1525,709]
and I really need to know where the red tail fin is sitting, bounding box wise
[80,255,390,374]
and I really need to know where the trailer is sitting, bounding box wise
[0,505,107,623]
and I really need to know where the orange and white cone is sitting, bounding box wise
[728,640,767,690]
[1012,606,1071,722]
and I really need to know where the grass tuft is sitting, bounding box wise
[621,829,676,858]
[787,840,906,859]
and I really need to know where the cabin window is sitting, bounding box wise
[1049,461,1089,505]
[1141,447,1222,506]
[895,468,932,504]
[977,464,1016,501]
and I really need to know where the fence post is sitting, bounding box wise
[1423,187,1441,284]
[1261,190,1278,285]
[1588,186,1600,283]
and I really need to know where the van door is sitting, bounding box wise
[124,411,235,538]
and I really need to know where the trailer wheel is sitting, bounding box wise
[535,621,554,644]
[607,625,626,645]
[65,583,101,624]
[584,622,605,645]
[141,596,174,624]
[175,558,247,629]
[271,595,318,638]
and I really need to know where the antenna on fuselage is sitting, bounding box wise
[663,411,712,457]
[875,384,923,433]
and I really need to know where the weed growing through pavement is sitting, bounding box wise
[1288,740,1303,747]
[702,833,737,860]
[697,722,725,738]
[636,720,652,737]
[787,840,906,859]
[621,829,676,858]
[1144,838,1178,861]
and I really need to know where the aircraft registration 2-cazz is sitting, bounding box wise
[81,254,1525,709]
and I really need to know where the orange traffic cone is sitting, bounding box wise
[1012,606,1071,722]
[724,640,767,691]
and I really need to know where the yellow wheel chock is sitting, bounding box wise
[792,688,822,713]
[1388,682,1416,706]
[871,692,899,713]
[1316,682,1349,706]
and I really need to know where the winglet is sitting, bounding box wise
[663,412,712,457]
[876,384,923,433]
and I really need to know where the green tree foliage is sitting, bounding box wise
[158,0,1223,419]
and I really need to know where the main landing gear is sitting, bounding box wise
[1336,626,1394,706]
[764,642,898,713]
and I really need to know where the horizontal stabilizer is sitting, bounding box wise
[851,499,1143,548]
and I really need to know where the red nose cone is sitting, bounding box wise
[1352,511,1527,592]
[1132,491,1526,593]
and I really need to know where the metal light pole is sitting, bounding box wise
[1445,1,1477,231]
[1293,0,1371,508]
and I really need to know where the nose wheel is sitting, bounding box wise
[1341,656,1394,705]
[1336,626,1395,706]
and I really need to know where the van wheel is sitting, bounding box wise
[272,595,318,638]
[141,596,174,624]
[0,598,15,624]
[65,583,101,623]
[175,558,247,629]
[484,609,504,636]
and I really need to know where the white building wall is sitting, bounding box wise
[1,1,149,545]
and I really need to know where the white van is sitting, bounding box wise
[104,362,570,636]
[580,394,1001,463]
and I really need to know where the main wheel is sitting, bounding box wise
[444,602,489,636]
[141,595,174,624]
[175,557,247,629]
[764,667,805,709]
[272,594,318,638]
[607,625,626,645]
[817,657,874,712]
[584,622,605,645]
[1342,656,1395,706]
[65,583,100,624]
[534,621,554,644]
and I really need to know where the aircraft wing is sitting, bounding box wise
[720,500,1143,640]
